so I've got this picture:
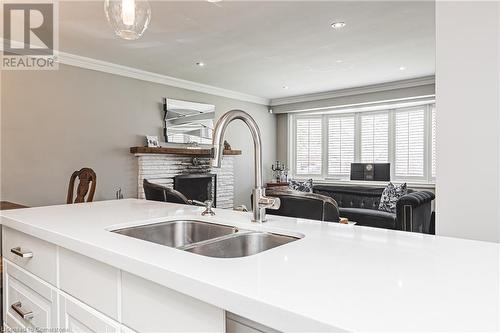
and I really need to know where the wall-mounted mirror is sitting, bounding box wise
[164,98,215,145]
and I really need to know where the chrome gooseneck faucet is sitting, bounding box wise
[212,110,280,223]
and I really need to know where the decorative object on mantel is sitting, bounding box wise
[163,98,215,145]
[271,161,288,182]
[104,0,151,40]
[146,135,159,148]
[130,146,241,156]
[224,140,232,150]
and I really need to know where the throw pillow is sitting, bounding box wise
[378,182,407,213]
[289,179,313,193]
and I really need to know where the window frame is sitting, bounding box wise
[326,113,356,178]
[359,110,390,164]
[292,114,324,177]
[288,101,436,184]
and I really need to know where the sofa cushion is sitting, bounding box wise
[314,186,384,210]
[339,207,397,230]
[289,179,313,192]
[378,182,407,213]
[314,185,413,210]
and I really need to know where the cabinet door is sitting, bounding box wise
[3,260,58,331]
[2,226,57,286]
[59,248,120,320]
[59,294,121,333]
[121,272,225,333]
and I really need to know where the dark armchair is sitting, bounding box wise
[258,188,340,222]
[143,179,192,205]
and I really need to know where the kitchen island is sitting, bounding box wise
[1,199,499,332]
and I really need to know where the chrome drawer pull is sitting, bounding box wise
[11,302,34,320]
[10,247,33,258]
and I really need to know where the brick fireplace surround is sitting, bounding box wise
[130,147,241,209]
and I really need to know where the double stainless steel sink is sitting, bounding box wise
[112,220,300,258]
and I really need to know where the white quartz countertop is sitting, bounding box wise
[1,199,499,332]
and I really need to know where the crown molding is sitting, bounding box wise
[0,39,269,105]
[57,52,270,105]
[269,76,435,106]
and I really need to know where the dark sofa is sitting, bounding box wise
[263,188,340,222]
[313,185,435,233]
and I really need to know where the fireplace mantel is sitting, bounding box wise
[130,146,241,156]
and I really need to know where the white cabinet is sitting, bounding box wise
[59,294,121,333]
[2,226,57,285]
[2,227,259,333]
[121,271,225,333]
[59,248,120,320]
[3,260,58,331]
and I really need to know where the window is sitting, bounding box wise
[431,105,436,178]
[295,117,322,175]
[360,112,389,163]
[394,108,425,177]
[290,101,436,183]
[328,115,355,175]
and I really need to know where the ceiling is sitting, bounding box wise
[58,1,435,102]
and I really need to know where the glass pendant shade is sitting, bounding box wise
[104,0,151,40]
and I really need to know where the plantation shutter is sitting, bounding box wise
[295,118,322,175]
[328,115,355,175]
[395,108,425,177]
[360,112,389,163]
[431,105,436,178]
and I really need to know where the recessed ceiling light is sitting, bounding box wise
[399,66,407,71]
[336,59,343,63]
[196,62,205,67]
[283,86,289,90]
[331,22,346,29]
[207,0,222,2]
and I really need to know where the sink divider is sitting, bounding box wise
[177,229,255,251]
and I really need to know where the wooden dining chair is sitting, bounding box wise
[67,168,97,204]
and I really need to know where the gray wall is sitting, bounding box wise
[435,1,500,243]
[276,113,288,163]
[1,64,276,208]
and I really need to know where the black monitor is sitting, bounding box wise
[350,163,390,181]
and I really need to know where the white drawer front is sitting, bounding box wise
[59,294,121,333]
[59,248,119,320]
[121,272,225,333]
[4,260,58,330]
[2,226,57,285]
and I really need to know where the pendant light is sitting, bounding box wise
[104,0,151,40]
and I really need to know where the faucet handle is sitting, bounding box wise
[201,200,215,216]
[259,196,281,210]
